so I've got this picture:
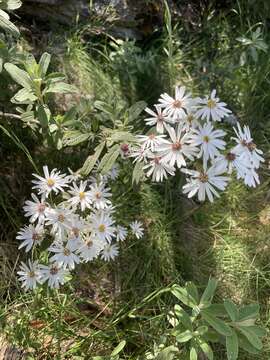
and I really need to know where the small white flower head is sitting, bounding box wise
[181,110,200,131]
[68,215,85,239]
[115,225,128,242]
[48,239,81,270]
[17,260,42,291]
[232,123,264,169]
[158,86,192,120]
[195,89,231,122]
[46,207,73,236]
[130,220,144,239]
[129,145,150,163]
[190,122,226,167]
[240,167,260,188]
[143,153,175,182]
[32,166,70,197]
[79,235,105,262]
[157,125,199,169]
[144,105,172,134]
[213,150,247,177]
[182,165,230,202]
[100,243,119,261]
[90,182,112,210]
[91,212,115,243]
[16,224,43,252]
[40,263,69,289]
[68,181,92,211]
[23,193,49,224]
[136,133,167,152]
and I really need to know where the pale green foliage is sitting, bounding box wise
[0,0,21,36]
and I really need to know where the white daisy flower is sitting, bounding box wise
[79,235,105,262]
[23,193,49,224]
[68,215,85,239]
[190,122,226,167]
[17,260,42,291]
[90,182,112,210]
[48,239,80,270]
[129,145,150,163]
[91,212,115,243]
[68,181,92,211]
[232,123,264,169]
[16,224,43,252]
[143,154,175,182]
[40,263,69,289]
[100,243,119,261]
[136,133,167,152]
[144,105,172,134]
[158,86,192,120]
[46,207,72,236]
[182,165,230,202]
[115,225,128,242]
[32,165,70,197]
[130,220,144,239]
[157,125,199,168]
[240,167,260,188]
[213,151,248,177]
[195,89,231,122]
[182,110,200,131]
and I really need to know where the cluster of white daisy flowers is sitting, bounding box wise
[131,87,264,202]
[17,165,144,291]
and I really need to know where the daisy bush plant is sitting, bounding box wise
[131,86,264,202]
[17,165,144,291]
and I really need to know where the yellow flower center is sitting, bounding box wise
[207,99,216,109]
[63,248,71,256]
[28,271,36,278]
[199,173,209,183]
[47,178,55,187]
[98,224,106,233]
[79,191,85,200]
[203,136,210,143]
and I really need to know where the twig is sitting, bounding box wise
[0,111,21,120]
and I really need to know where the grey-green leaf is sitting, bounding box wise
[110,340,126,357]
[4,63,32,89]
[200,278,218,306]
[202,310,232,336]
[80,141,105,176]
[226,329,239,360]
[39,52,51,77]
[224,299,238,322]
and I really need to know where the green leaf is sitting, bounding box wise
[202,310,232,336]
[63,131,91,147]
[224,300,238,322]
[207,304,227,317]
[171,285,198,308]
[237,326,263,350]
[198,340,213,360]
[186,282,199,304]
[37,104,51,128]
[238,333,261,354]
[0,9,19,36]
[174,304,192,331]
[132,160,144,185]
[11,88,37,103]
[110,130,136,143]
[226,329,239,360]
[189,346,198,360]
[80,141,105,176]
[175,330,193,343]
[2,0,22,10]
[128,100,147,122]
[99,147,120,175]
[45,82,77,94]
[200,278,218,306]
[4,63,32,89]
[238,304,259,321]
[111,340,126,357]
[39,52,51,77]
[156,346,178,360]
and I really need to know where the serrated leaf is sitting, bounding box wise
[45,82,77,94]
[0,9,19,36]
[4,63,32,88]
[171,285,198,308]
[80,141,105,176]
[226,329,238,360]
[224,300,238,322]
[39,52,51,77]
[110,340,126,357]
[200,278,218,306]
[63,132,91,147]
[202,310,232,336]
